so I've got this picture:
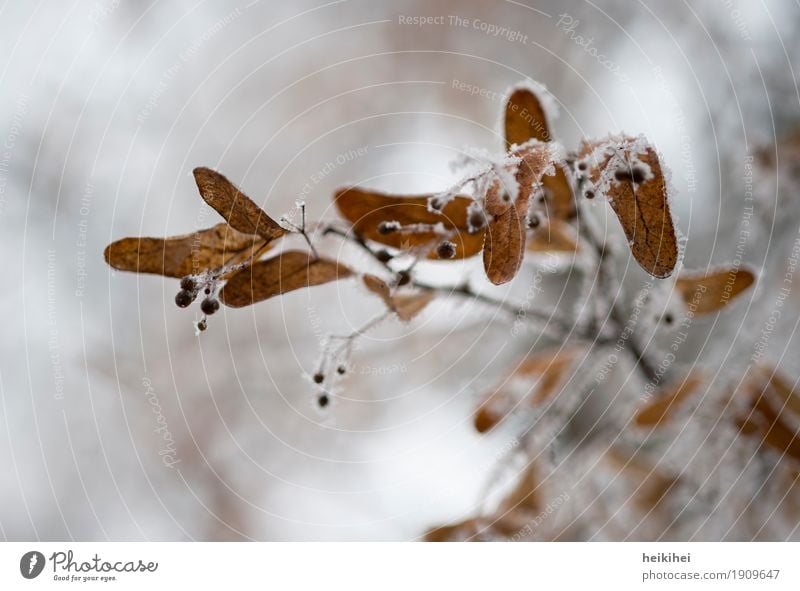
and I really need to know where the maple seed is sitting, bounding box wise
[175,290,194,308]
[376,249,393,263]
[378,221,399,235]
[180,276,196,291]
[436,241,456,259]
[337,365,346,375]
[317,393,330,408]
[397,270,412,286]
[200,297,220,315]
[313,372,324,384]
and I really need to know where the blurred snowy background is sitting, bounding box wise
[1,0,799,540]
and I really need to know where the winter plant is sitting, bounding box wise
[105,80,800,541]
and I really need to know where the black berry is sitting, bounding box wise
[630,166,647,184]
[436,241,456,259]
[585,190,595,199]
[378,221,399,235]
[317,393,330,408]
[175,290,194,308]
[197,319,207,332]
[397,270,411,286]
[664,313,674,325]
[376,250,393,263]
[337,365,346,375]
[200,297,220,315]
[180,276,196,291]
[313,372,324,384]
[468,210,486,231]
[528,214,540,229]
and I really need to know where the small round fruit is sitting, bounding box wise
[200,297,220,315]
[313,373,324,384]
[175,290,194,308]
[436,241,456,259]
[180,277,196,291]
[317,393,330,408]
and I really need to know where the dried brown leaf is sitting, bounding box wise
[362,274,392,304]
[334,187,484,258]
[676,267,755,315]
[504,85,575,219]
[736,365,800,462]
[579,137,678,278]
[483,144,552,285]
[605,447,679,512]
[498,464,540,514]
[103,223,263,278]
[527,219,579,252]
[504,85,552,147]
[362,274,434,322]
[634,373,704,427]
[474,348,580,433]
[393,291,435,322]
[193,167,286,242]
[220,250,352,307]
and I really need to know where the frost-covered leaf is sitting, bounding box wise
[334,187,484,258]
[503,83,575,220]
[579,136,678,278]
[474,347,581,433]
[634,373,704,427]
[504,83,554,147]
[103,223,263,278]
[193,167,286,242]
[605,447,679,512]
[220,250,352,307]
[736,365,800,463]
[676,267,755,315]
[483,143,553,284]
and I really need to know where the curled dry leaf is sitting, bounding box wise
[193,167,286,242]
[579,136,678,278]
[504,84,575,220]
[474,347,581,433]
[605,446,680,513]
[504,84,553,147]
[426,466,545,542]
[675,267,755,315]
[527,219,579,253]
[497,464,540,515]
[735,365,800,463]
[483,143,553,285]
[334,187,484,258]
[362,274,434,322]
[104,223,264,278]
[634,373,704,427]
[220,250,352,307]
